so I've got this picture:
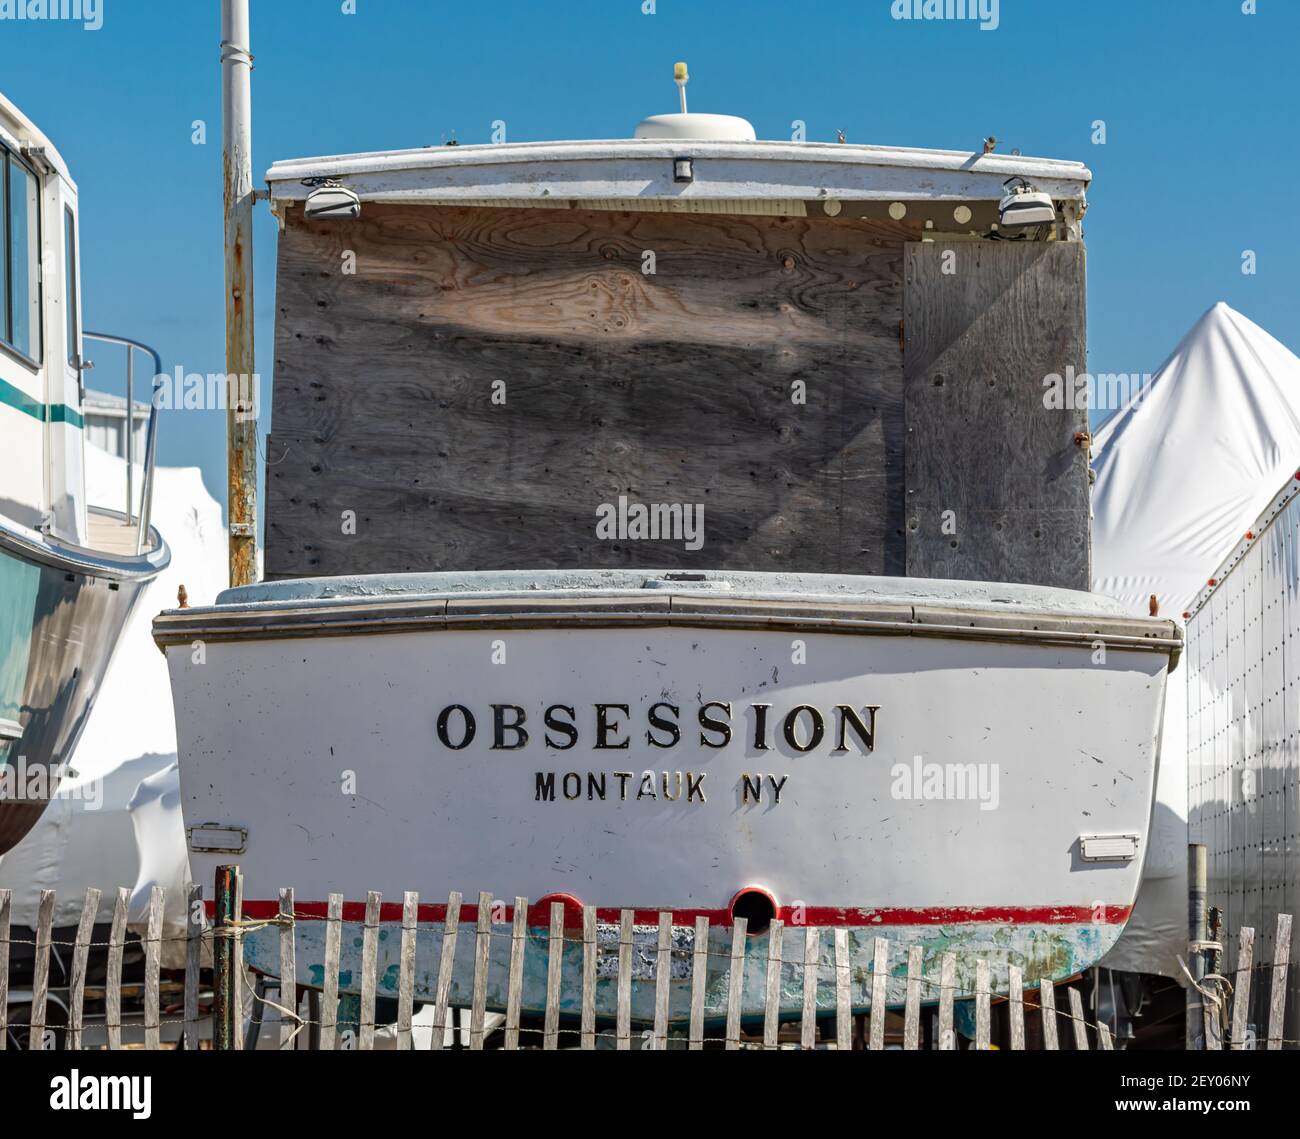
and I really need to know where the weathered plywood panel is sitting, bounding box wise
[903,242,1089,589]
[266,204,909,579]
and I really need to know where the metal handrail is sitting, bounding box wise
[82,331,163,556]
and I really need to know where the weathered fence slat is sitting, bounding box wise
[801,926,820,1050]
[869,937,890,1051]
[30,889,54,1050]
[689,915,709,1050]
[544,902,565,1050]
[1098,1021,1114,1049]
[763,919,785,1050]
[1040,978,1059,1050]
[505,896,528,1051]
[396,891,418,1051]
[975,958,990,1050]
[725,917,748,1050]
[938,952,956,1050]
[1008,964,1025,1051]
[833,929,851,1051]
[430,890,462,1051]
[581,905,597,1050]
[1068,985,1088,1051]
[30,888,57,1050]
[67,887,101,1051]
[1230,925,1255,1050]
[0,888,9,1051]
[1269,913,1291,1049]
[320,893,343,1050]
[106,887,129,1051]
[903,944,922,1050]
[186,883,205,1051]
[275,887,296,1050]
[143,886,165,1051]
[469,890,493,1050]
[359,891,382,1051]
[652,911,673,1051]
[616,909,634,1051]
[1205,997,1223,1050]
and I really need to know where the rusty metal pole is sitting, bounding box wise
[1186,843,1207,1049]
[221,0,258,586]
[213,864,240,1050]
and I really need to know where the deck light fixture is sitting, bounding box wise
[673,157,694,183]
[302,177,362,221]
[998,176,1056,228]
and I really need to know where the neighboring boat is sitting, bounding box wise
[0,91,169,853]
[156,70,1180,1021]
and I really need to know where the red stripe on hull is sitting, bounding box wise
[213,899,1132,929]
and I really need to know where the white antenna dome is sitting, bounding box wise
[634,113,757,141]
[635,61,756,141]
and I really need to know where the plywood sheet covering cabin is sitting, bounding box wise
[903,241,1090,590]
[266,203,911,578]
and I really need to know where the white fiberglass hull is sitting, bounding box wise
[155,570,1179,1020]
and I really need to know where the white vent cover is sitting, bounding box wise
[634,113,756,141]
[1079,833,1140,863]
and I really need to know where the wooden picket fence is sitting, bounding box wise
[0,883,1291,1051]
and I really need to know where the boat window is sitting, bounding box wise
[2,148,42,364]
[64,207,78,368]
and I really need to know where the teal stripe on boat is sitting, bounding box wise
[0,377,84,428]
[48,404,85,429]
[0,376,44,420]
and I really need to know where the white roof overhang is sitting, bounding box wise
[266,139,1090,207]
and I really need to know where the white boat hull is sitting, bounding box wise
[156,571,1178,1020]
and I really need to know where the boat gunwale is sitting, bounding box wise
[0,507,170,582]
[152,590,1182,667]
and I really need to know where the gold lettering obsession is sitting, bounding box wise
[834,705,879,753]
[544,704,579,750]
[646,702,681,748]
[783,706,824,753]
[595,704,631,749]
[437,705,476,750]
[699,701,732,749]
[492,704,528,750]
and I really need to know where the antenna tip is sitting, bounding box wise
[674,61,688,82]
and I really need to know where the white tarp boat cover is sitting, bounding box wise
[0,443,225,965]
[1093,302,1300,979]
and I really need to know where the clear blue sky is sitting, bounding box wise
[3,0,1297,519]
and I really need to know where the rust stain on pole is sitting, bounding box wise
[213,863,240,1050]
[222,0,258,587]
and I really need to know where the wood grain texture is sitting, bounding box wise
[903,241,1090,589]
[67,888,100,1052]
[0,890,9,1050]
[277,887,296,1051]
[143,886,164,1051]
[30,889,53,1049]
[105,888,128,1051]
[763,918,785,1050]
[267,203,907,579]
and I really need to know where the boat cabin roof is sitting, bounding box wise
[265,138,1091,210]
[0,90,73,184]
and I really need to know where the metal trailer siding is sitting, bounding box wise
[1188,476,1300,1048]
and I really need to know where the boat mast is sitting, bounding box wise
[221,0,258,587]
